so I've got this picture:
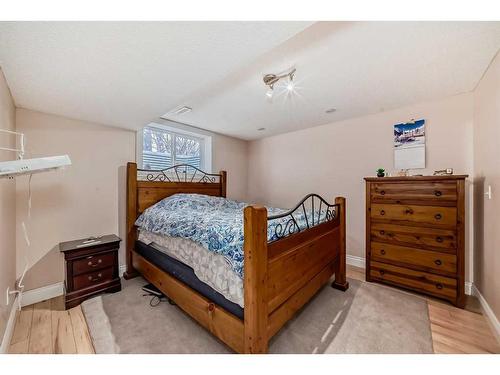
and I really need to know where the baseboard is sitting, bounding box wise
[21,282,64,307]
[21,266,127,308]
[0,295,18,353]
[471,284,500,342]
[346,255,365,269]
[465,281,472,296]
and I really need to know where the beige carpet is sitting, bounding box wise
[82,277,433,354]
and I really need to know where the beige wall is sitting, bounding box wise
[212,133,248,201]
[473,52,500,320]
[0,69,16,342]
[16,109,136,290]
[247,93,474,281]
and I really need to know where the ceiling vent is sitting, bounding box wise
[161,106,192,119]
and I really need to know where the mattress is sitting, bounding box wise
[138,230,244,307]
[135,240,244,319]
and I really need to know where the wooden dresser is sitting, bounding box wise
[60,234,122,309]
[364,175,467,307]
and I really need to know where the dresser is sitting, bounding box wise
[60,234,122,309]
[364,175,467,307]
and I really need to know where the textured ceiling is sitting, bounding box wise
[0,21,311,132]
[1,21,499,140]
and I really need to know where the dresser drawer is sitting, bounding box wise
[370,261,457,300]
[370,223,456,252]
[72,252,115,275]
[371,181,457,202]
[371,242,457,274]
[73,267,114,290]
[371,203,457,226]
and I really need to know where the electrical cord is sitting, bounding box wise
[142,293,176,307]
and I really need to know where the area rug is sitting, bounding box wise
[82,277,433,354]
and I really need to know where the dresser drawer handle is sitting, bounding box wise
[436,283,443,290]
[436,236,443,243]
[87,259,103,267]
[88,273,102,282]
[380,190,386,196]
[379,230,385,235]
[379,270,385,276]
[380,210,386,216]
[380,249,386,255]
[434,259,442,266]
[434,213,442,220]
[405,208,414,215]
[434,190,442,197]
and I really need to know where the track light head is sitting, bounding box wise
[263,67,296,98]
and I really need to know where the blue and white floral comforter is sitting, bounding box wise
[135,193,321,279]
[135,193,282,279]
[135,194,324,278]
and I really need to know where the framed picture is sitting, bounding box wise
[394,119,426,169]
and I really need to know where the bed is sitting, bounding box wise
[125,162,348,353]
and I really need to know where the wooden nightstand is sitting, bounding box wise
[60,234,122,309]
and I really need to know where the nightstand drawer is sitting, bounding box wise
[73,267,114,290]
[72,252,115,275]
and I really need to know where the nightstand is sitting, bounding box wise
[60,234,122,309]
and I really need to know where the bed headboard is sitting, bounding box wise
[124,162,227,278]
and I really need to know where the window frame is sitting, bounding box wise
[137,122,213,172]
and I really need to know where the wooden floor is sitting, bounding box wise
[9,265,500,354]
[8,295,94,354]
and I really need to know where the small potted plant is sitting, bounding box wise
[376,168,385,178]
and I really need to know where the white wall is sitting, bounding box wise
[247,93,474,281]
[0,68,16,342]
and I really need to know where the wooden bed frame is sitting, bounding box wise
[124,162,348,353]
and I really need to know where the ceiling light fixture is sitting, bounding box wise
[263,67,296,98]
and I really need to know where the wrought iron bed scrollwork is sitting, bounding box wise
[267,193,339,241]
[137,164,221,183]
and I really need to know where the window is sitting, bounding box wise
[138,123,212,172]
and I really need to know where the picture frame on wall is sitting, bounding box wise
[394,119,426,170]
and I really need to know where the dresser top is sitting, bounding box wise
[364,175,468,182]
[59,234,121,253]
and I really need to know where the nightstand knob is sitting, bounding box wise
[435,213,442,220]
[379,270,385,276]
[87,258,103,267]
[380,190,386,196]
[434,259,442,266]
[380,249,386,255]
[436,236,443,243]
[436,283,443,290]
[380,210,385,216]
[379,230,385,235]
[88,273,102,282]
[434,190,442,197]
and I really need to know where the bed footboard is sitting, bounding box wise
[243,196,348,353]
